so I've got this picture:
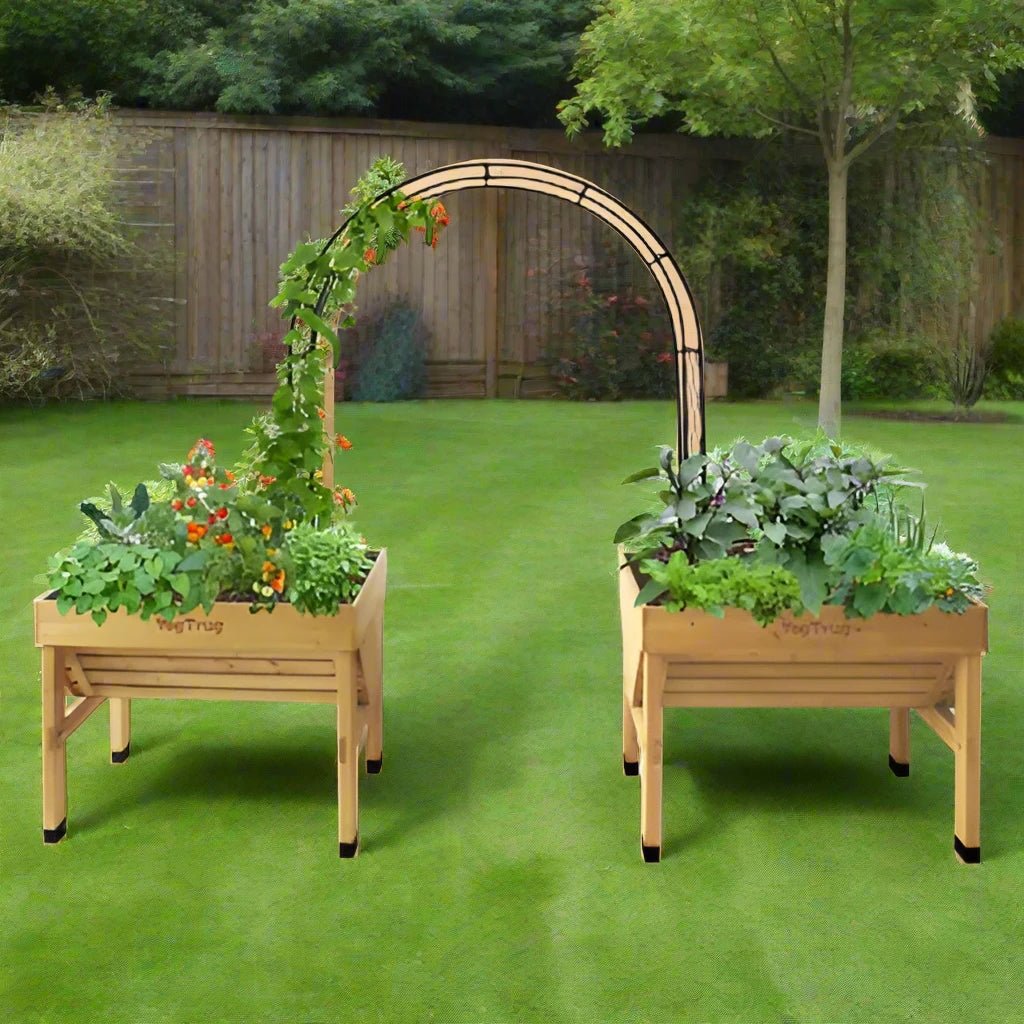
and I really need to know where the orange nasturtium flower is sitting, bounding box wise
[334,487,356,507]
[363,247,377,265]
[317,407,327,420]
[270,570,286,594]
[187,438,215,462]
[335,434,353,450]
[258,474,276,489]
[261,524,273,539]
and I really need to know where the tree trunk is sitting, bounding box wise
[818,160,849,437]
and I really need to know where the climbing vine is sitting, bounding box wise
[240,157,450,520]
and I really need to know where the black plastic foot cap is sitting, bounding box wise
[623,758,639,777]
[43,818,67,844]
[888,754,910,777]
[111,743,130,764]
[642,841,661,863]
[954,836,981,864]
[366,756,382,774]
[339,835,359,858]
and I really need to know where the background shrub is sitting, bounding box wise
[985,317,1024,399]
[0,97,169,400]
[551,248,674,401]
[793,333,940,401]
[351,302,427,402]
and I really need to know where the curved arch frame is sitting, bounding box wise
[305,158,706,458]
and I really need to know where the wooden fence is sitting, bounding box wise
[116,111,1024,399]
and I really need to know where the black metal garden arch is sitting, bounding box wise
[305,158,706,459]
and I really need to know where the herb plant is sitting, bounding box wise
[638,554,803,626]
[284,523,374,616]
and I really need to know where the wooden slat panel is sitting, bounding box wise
[664,691,936,709]
[665,662,948,681]
[87,684,336,704]
[78,655,334,676]
[84,671,336,691]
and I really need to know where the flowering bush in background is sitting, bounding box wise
[553,264,674,400]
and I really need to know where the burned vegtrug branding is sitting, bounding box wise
[156,618,224,636]
[775,619,859,639]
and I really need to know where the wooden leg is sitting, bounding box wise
[888,708,910,776]
[622,689,639,776]
[41,646,68,843]
[337,655,360,857]
[953,655,982,864]
[361,613,384,774]
[110,698,131,763]
[640,654,665,862]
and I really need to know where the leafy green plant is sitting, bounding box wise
[637,554,803,626]
[620,434,983,623]
[617,435,910,610]
[823,525,983,618]
[283,522,374,616]
[48,541,198,626]
[352,302,427,402]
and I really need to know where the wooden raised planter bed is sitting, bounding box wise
[618,550,988,864]
[34,551,387,857]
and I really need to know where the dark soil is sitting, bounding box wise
[850,408,1017,424]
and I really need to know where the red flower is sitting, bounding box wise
[186,496,197,508]
[217,507,229,519]
[363,247,377,265]
[170,499,183,511]
[258,474,276,488]
[187,438,215,462]
[336,434,353,450]
[208,513,217,524]
[215,532,233,546]
[656,352,673,364]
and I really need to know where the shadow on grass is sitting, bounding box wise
[70,629,545,849]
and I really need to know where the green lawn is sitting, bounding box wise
[2,399,1022,1024]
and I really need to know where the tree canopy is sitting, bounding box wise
[0,1,594,127]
